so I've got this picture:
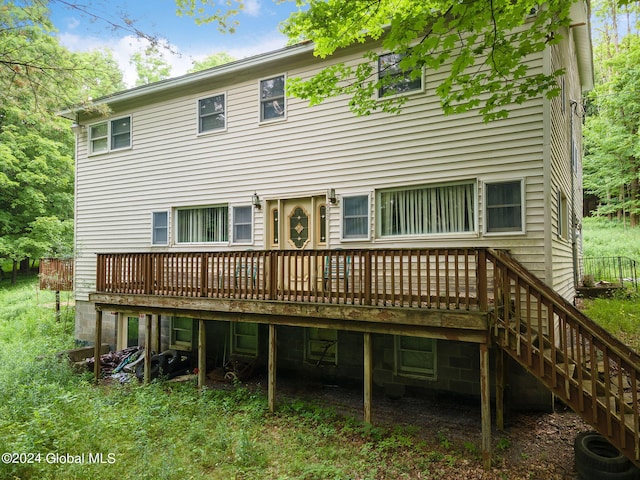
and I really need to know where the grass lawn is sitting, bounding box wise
[1,219,638,479]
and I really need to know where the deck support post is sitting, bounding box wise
[198,319,206,388]
[144,314,152,384]
[496,347,505,431]
[480,343,492,469]
[93,309,102,383]
[152,315,160,353]
[364,332,372,424]
[268,324,277,413]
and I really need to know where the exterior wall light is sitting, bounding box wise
[327,188,337,205]
[252,192,261,209]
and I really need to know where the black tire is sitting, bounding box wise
[135,353,169,381]
[576,461,640,480]
[574,431,632,474]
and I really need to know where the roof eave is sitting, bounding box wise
[58,40,316,119]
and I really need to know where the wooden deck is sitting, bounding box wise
[90,247,640,468]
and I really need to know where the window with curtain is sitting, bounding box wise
[485,180,523,233]
[378,182,475,236]
[176,206,228,243]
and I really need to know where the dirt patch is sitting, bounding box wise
[210,373,590,479]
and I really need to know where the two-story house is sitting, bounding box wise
[60,2,640,467]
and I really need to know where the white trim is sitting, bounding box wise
[376,51,425,101]
[375,180,478,239]
[196,91,228,135]
[258,73,287,124]
[58,43,316,119]
[174,204,230,245]
[340,192,371,241]
[87,115,133,156]
[482,178,526,236]
[231,204,254,245]
[151,210,170,246]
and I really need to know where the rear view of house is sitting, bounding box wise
[61,1,640,468]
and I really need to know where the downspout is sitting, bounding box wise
[569,100,579,288]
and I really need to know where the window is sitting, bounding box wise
[260,75,285,121]
[305,328,337,365]
[485,180,523,233]
[394,336,436,379]
[378,52,423,98]
[342,195,369,239]
[170,317,194,350]
[379,182,475,236]
[152,211,169,245]
[231,323,258,356]
[557,189,569,239]
[90,116,131,154]
[198,93,226,133]
[177,206,228,243]
[318,204,327,244]
[232,206,252,243]
[272,208,279,246]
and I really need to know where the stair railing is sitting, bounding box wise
[486,249,640,466]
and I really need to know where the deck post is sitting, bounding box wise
[144,314,152,384]
[480,343,492,469]
[496,347,505,431]
[268,324,277,413]
[153,315,160,353]
[364,332,372,424]
[198,319,206,388]
[93,309,102,383]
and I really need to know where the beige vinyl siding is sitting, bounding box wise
[547,27,584,299]
[74,44,551,300]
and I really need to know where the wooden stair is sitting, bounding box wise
[486,249,640,467]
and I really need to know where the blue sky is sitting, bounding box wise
[49,0,299,87]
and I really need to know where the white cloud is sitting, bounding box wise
[58,27,289,89]
[243,0,261,17]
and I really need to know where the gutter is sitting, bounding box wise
[58,40,316,120]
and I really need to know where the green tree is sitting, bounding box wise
[583,0,640,225]
[0,1,125,281]
[584,34,640,226]
[130,45,172,86]
[175,0,582,121]
[188,52,236,73]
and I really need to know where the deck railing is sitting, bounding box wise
[96,248,487,309]
[487,249,640,466]
[95,248,640,466]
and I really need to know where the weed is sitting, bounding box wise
[437,430,452,449]
[496,437,511,450]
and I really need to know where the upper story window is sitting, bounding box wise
[260,75,285,122]
[90,116,131,154]
[378,182,475,237]
[342,194,370,240]
[177,206,228,244]
[485,180,524,233]
[198,93,226,133]
[378,53,423,98]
